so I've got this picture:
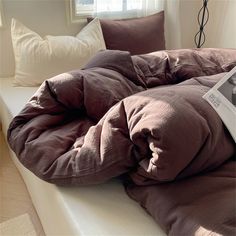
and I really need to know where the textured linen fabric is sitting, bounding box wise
[126,159,236,236]
[7,48,236,236]
[88,11,165,55]
[7,48,236,185]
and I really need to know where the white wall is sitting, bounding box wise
[204,0,236,48]
[179,0,202,48]
[0,0,203,78]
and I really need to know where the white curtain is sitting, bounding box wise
[92,0,165,19]
[164,0,181,49]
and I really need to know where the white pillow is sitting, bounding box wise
[11,18,106,86]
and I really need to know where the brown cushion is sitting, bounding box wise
[87,11,165,55]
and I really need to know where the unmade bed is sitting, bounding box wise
[0,78,166,235]
[2,48,236,236]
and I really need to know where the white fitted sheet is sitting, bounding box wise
[0,77,166,236]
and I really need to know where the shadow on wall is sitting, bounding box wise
[204,0,236,48]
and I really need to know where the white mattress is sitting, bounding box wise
[0,77,165,236]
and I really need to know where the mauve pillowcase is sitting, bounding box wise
[87,11,165,55]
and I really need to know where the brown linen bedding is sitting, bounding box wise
[8,48,236,235]
[126,158,236,236]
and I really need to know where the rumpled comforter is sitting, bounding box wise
[8,48,236,235]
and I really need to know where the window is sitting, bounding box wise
[70,0,164,21]
[75,0,94,18]
[0,0,5,28]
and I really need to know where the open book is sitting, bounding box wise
[203,66,236,143]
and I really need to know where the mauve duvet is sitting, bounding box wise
[8,48,236,235]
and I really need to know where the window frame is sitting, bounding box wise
[0,0,5,28]
[68,0,146,22]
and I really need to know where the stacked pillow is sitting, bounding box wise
[11,18,106,86]
[11,11,165,86]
